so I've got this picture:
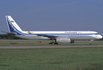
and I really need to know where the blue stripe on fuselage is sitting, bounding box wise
[7,17,97,36]
[36,33,96,36]
[7,17,28,35]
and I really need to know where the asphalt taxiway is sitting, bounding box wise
[0,45,103,48]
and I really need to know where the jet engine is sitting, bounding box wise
[56,37,71,43]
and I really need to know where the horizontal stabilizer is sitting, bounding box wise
[1,31,17,35]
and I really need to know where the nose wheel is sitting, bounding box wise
[89,40,93,45]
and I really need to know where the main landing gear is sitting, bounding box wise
[49,39,58,44]
[89,40,93,45]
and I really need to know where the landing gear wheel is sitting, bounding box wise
[49,42,58,44]
[49,42,54,44]
[49,39,58,45]
[54,42,58,44]
[70,40,74,43]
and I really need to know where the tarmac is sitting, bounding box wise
[0,45,103,48]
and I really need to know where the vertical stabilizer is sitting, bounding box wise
[6,16,23,35]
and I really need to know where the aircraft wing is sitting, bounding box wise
[35,34,57,39]
[1,31,17,35]
[28,30,57,39]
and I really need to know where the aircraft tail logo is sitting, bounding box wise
[5,16,23,35]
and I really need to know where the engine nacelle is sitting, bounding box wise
[56,37,71,43]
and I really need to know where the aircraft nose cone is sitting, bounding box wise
[101,36,103,39]
[98,35,103,39]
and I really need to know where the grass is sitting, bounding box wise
[0,47,103,70]
[0,40,103,70]
[0,39,103,46]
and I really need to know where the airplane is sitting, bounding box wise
[2,15,103,44]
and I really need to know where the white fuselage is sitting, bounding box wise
[5,16,102,43]
[16,31,102,40]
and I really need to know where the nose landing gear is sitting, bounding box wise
[89,40,93,45]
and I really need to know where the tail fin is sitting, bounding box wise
[6,16,23,35]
